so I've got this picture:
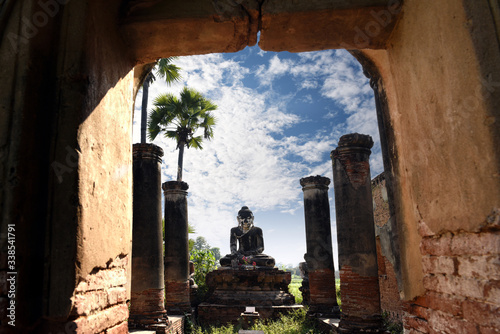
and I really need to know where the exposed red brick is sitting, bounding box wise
[458,255,500,280]
[427,310,479,334]
[75,268,127,293]
[70,256,129,333]
[404,316,430,333]
[423,274,487,300]
[73,303,128,334]
[420,234,452,256]
[410,304,430,320]
[421,255,456,275]
[105,321,128,334]
[308,269,337,306]
[165,280,191,313]
[484,280,500,304]
[405,328,428,334]
[462,299,500,328]
[72,287,127,316]
[479,326,500,334]
[340,266,381,318]
[375,238,403,320]
[450,232,500,256]
[425,292,463,317]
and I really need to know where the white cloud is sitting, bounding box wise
[255,54,294,86]
[133,48,383,263]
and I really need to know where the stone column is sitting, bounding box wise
[300,175,340,317]
[330,133,382,333]
[163,181,191,314]
[130,144,168,330]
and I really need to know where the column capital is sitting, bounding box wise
[300,175,330,190]
[162,180,189,193]
[330,133,373,159]
[133,143,164,163]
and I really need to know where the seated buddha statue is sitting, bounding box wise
[219,206,275,268]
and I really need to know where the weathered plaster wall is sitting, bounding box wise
[1,0,135,331]
[364,0,500,300]
[361,0,500,332]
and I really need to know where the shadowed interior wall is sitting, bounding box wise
[0,0,134,331]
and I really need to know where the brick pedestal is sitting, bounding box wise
[300,176,340,317]
[198,267,300,325]
[163,181,191,315]
[331,133,383,333]
[130,144,168,329]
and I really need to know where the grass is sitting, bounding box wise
[289,275,303,304]
[288,276,341,306]
[190,307,323,334]
[187,277,402,334]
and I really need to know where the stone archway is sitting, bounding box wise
[1,0,499,332]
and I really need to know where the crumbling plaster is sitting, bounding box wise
[361,0,500,299]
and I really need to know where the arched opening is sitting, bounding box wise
[1,0,499,332]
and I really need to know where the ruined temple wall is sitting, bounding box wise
[0,0,135,331]
[371,174,403,321]
[363,0,500,332]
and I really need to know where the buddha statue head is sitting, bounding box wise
[237,206,254,233]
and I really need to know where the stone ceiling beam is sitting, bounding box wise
[120,0,260,64]
[119,0,400,63]
[259,0,400,52]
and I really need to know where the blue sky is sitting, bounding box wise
[132,45,382,268]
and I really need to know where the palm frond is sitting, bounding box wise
[155,57,181,85]
[188,136,204,150]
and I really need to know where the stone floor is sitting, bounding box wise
[129,315,184,334]
[317,317,340,333]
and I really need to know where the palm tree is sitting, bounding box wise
[148,87,217,181]
[140,57,181,143]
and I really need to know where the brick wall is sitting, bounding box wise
[165,280,191,314]
[372,174,404,320]
[70,255,129,334]
[404,214,500,334]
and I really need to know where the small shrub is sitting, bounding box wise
[382,311,403,334]
[190,249,217,302]
[250,308,322,334]
[192,308,323,334]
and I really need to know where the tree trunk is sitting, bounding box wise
[177,142,185,181]
[140,78,150,143]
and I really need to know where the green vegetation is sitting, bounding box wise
[190,249,218,301]
[140,57,181,143]
[288,274,303,304]
[148,87,217,181]
[190,308,323,334]
[382,312,404,334]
